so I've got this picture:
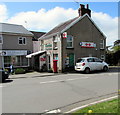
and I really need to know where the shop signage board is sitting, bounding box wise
[45,43,52,50]
[62,32,67,38]
[80,42,96,48]
[0,50,27,56]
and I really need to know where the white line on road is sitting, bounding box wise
[66,95,118,113]
[40,77,89,84]
[46,109,61,113]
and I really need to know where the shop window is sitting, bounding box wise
[66,35,73,48]
[4,56,11,67]
[18,37,26,45]
[4,56,28,67]
[100,39,104,49]
[0,35,3,44]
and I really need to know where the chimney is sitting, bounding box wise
[86,4,89,9]
[78,4,91,17]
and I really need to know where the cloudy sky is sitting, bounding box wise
[0,2,118,46]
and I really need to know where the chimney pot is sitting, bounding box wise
[86,4,89,9]
[80,4,85,9]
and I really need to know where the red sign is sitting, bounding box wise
[62,32,67,38]
[80,42,96,48]
[40,58,46,61]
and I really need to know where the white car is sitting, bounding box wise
[75,57,109,73]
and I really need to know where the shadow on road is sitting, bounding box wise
[2,79,13,83]
[63,68,119,74]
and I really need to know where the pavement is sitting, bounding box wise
[9,71,60,79]
[9,66,119,79]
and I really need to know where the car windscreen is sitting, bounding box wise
[77,59,85,63]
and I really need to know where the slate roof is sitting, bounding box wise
[30,31,46,41]
[39,17,79,40]
[39,14,106,40]
[0,23,33,36]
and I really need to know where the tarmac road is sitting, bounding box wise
[1,70,118,113]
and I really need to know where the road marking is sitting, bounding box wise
[40,77,88,84]
[46,109,61,113]
[66,95,118,113]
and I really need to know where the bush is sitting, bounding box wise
[15,68,26,74]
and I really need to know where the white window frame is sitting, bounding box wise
[18,37,27,45]
[66,35,73,48]
[0,35,3,44]
[100,39,104,49]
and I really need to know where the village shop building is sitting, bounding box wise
[0,23,33,69]
[27,4,106,72]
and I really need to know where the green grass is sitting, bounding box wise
[72,98,119,115]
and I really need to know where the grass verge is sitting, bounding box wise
[72,98,119,115]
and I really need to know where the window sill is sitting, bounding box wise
[100,48,105,50]
[66,47,74,49]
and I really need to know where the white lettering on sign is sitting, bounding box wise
[1,50,27,56]
[80,42,96,48]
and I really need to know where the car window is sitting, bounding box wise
[87,58,95,62]
[94,58,102,62]
[77,59,85,63]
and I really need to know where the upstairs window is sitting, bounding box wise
[66,35,73,48]
[0,35,3,44]
[18,37,26,45]
[53,36,58,50]
[100,39,104,49]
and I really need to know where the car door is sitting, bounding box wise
[87,58,96,71]
[94,58,103,70]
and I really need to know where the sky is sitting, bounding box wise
[0,2,119,46]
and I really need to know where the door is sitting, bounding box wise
[69,53,74,68]
[94,58,103,70]
[87,58,96,71]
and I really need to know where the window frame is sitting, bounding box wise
[66,35,74,48]
[18,37,27,45]
[0,35,3,44]
[100,39,104,49]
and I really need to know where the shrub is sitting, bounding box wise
[15,68,26,74]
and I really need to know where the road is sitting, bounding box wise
[1,71,118,113]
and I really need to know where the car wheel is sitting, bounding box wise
[85,68,90,74]
[103,66,108,72]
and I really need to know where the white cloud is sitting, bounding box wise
[91,11,118,46]
[0,4,118,46]
[7,7,78,32]
[0,4,8,22]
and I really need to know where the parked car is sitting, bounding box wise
[0,69,9,82]
[75,57,109,73]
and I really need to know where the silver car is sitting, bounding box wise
[75,57,109,73]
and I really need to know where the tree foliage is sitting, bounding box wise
[106,40,120,66]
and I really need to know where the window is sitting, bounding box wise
[77,59,85,63]
[101,55,105,60]
[100,39,104,49]
[94,58,102,62]
[87,58,95,62]
[18,37,26,45]
[0,35,3,44]
[53,54,58,60]
[53,36,58,50]
[66,35,73,48]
